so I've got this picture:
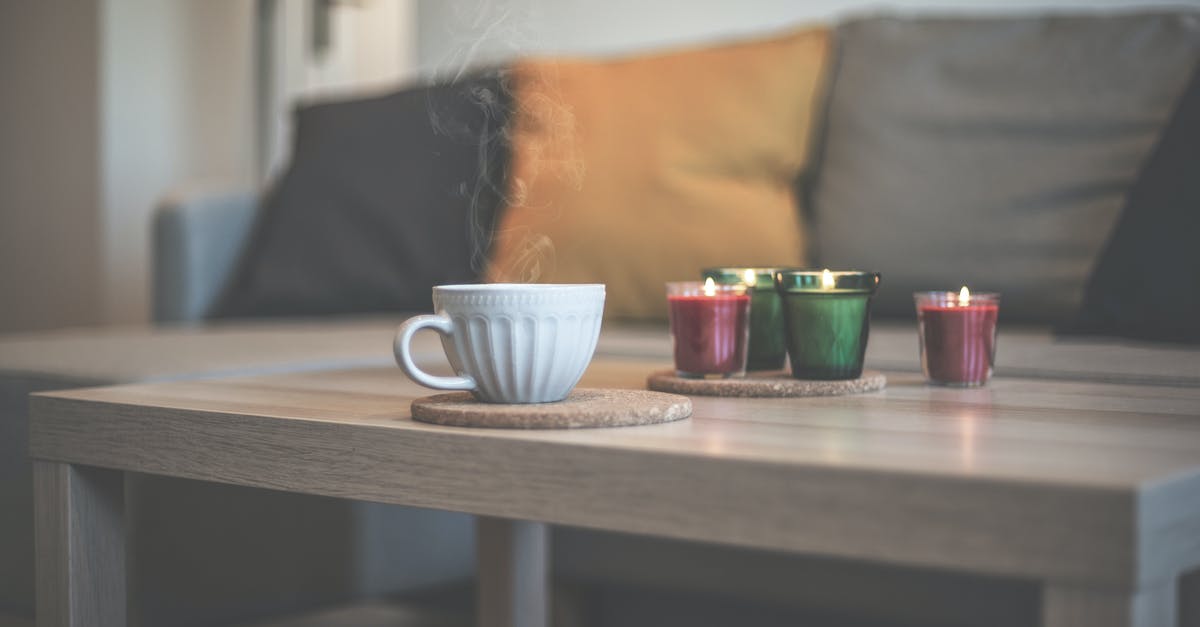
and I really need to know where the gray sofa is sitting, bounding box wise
[5,9,1200,627]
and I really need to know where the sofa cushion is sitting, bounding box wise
[809,12,1200,323]
[211,75,511,319]
[1070,60,1200,342]
[486,27,831,320]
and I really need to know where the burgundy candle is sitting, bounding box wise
[667,279,751,378]
[915,288,999,387]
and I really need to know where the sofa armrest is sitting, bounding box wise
[153,189,258,324]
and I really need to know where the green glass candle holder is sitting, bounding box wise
[775,270,881,380]
[702,267,791,371]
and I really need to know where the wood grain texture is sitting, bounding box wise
[646,369,886,397]
[412,389,690,429]
[27,361,1200,590]
[476,518,548,627]
[33,462,125,627]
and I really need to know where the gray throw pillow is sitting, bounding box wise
[809,12,1200,323]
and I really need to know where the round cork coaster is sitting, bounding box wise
[646,370,887,398]
[410,388,692,429]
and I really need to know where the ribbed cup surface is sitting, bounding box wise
[433,285,604,403]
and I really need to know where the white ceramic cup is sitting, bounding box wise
[394,284,605,403]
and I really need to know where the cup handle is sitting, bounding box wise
[393,314,477,392]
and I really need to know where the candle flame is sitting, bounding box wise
[743,269,757,286]
[821,269,835,290]
[703,276,717,297]
[959,286,970,305]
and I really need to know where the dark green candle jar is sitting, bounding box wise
[702,267,790,371]
[775,270,881,380]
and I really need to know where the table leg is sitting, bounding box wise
[33,461,126,627]
[1043,581,1177,627]
[476,516,549,627]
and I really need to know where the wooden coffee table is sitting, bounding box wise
[28,358,1200,627]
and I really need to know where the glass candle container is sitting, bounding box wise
[702,267,790,371]
[914,288,999,387]
[666,279,751,378]
[775,269,881,380]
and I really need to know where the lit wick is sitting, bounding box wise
[821,269,836,290]
[959,285,971,306]
[703,276,717,297]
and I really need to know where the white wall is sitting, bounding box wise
[302,0,419,96]
[416,0,1199,73]
[101,0,256,326]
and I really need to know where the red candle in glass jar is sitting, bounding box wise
[915,288,999,386]
[667,279,751,378]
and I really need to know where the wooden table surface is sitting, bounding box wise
[28,352,1200,627]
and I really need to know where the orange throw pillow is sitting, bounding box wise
[487,26,831,319]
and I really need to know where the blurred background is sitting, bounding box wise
[3,4,1199,627]
[0,0,1175,335]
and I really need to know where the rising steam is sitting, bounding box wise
[424,0,582,283]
